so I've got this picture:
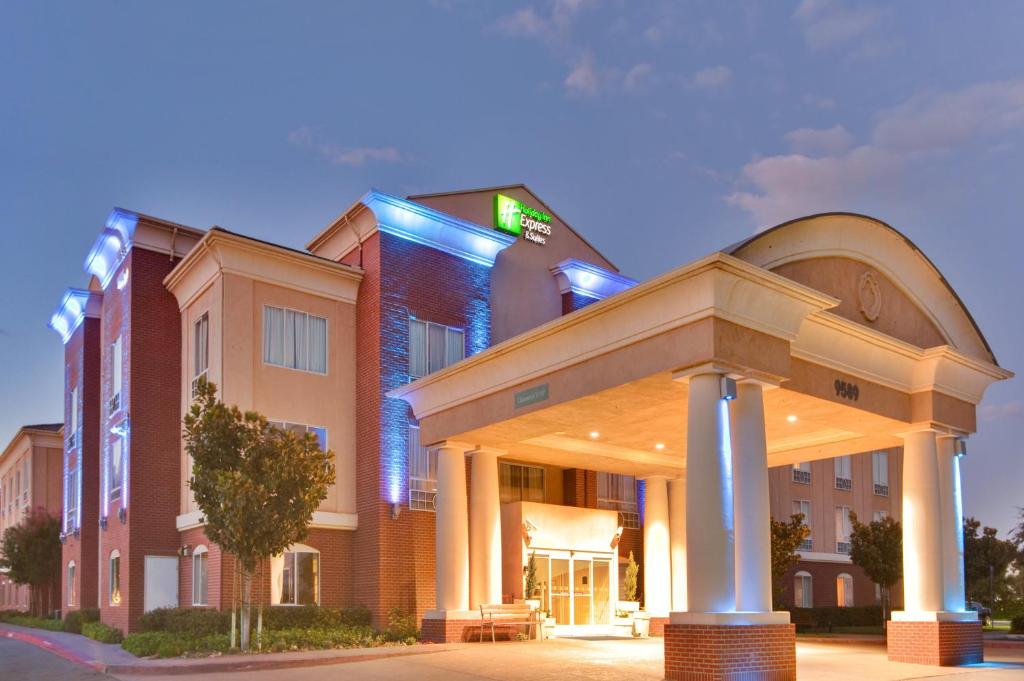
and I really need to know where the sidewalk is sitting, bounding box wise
[0,623,458,675]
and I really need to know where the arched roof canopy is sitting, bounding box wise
[726,213,999,366]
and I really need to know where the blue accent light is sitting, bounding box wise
[362,190,515,267]
[550,258,636,301]
[84,209,138,289]
[48,289,93,344]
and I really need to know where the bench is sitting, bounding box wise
[479,603,542,642]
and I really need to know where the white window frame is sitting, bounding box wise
[273,545,320,606]
[262,305,329,375]
[835,505,853,554]
[837,572,854,607]
[109,549,121,606]
[408,423,437,511]
[268,421,328,451]
[110,335,123,414]
[597,472,639,529]
[109,439,123,501]
[408,318,465,380]
[67,561,76,607]
[792,461,811,485]
[794,571,813,608]
[792,499,812,550]
[834,455,852,491]
[872,452,889,496]
[192,545,209,606]
[69,387,79,450]
[192,313,209,397]
[66,466,79,529]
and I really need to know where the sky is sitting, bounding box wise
[1,1,1021,534]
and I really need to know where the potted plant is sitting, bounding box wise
[524,551,542,611]
[619,551,640,613]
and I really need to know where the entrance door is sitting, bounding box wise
[534,552,614,628]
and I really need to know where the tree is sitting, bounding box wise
[184,379,335,650]
[770,514,810,609]
[624,551,639,602]
[524,551,538,598]
[0,508,61,616]
[848,512,902,621]
[963,517,1018,610]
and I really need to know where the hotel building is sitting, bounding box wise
[46,185,1010,676]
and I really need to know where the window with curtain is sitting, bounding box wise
[597,473,639,528]
[194,313,209,378]
[834,455,852,490]
[791,461,811,484]
[66,467,79,529]
[499,463,546,503]
[835,506,852,554]
[872,452,889,496]
[262,305,328,374]
[278,549,319,605]
[109,550,121,605]
[408,424,437,511]
[794,572,813,608]
[268,421,328,451]
[873,510,888,522]
[792,499,812,550]
[109,440,122,501]
[192,546,209,606]
[408,318,465,379]
[837,573,854,607]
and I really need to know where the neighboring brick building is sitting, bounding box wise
[43,186,1008,673]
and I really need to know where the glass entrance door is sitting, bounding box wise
[536,552,613,627]
[550,558,570,624]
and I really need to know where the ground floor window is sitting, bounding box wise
[67,561,76,607]
[794,571,812,608]
[408,423,437,511]
[109,550,121,605]
[837,573,854,607]
[499,462,545,503]
[274,545,319,605]
[192,546,209,606]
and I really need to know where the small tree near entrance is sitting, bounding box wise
[771,514,810,609]
[624,550,639,602]
[184,379,335,651]
[0,508,61,616]
[848,512,902,622]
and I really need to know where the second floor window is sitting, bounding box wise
[792,499,812,550]
[69,387,79,449]
[872,452,889,496]
[597,473,639,529]
[194,313,209,378]
[263,306,328,374]
[269,421,327,451]
[835,505,852,554]
[109,335,123,413]
[792,461,811,485]
[408,424,437,511]
[834,456,852,491]
[499,463,545,504]
[409,318,464,379]
[109,440,123,501]
[66,467,79,529]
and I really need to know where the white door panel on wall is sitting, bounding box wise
[144,556,178,612]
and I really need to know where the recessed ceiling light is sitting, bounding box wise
[655,443,665,450]
[589,431,600,439]
[787,415,798,423]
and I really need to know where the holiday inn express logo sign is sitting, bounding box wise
[494,193,552,245]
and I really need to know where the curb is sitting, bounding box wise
[2,629,105,671]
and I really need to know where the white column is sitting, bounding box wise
[900,429,945,614]
[730,382,773,613]
[643,475,671,617]
[937,436,967,613]
[469,448,503,609]
[685,373,735,613]
[668,476,687,611]
[435,442,469,612]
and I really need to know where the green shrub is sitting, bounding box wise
[0,613,64,631]
[261,625,384,651]
[123,632,177,657]
[63,608,100,634]
[82,621,124,644]
[123,631,231,658]
[790,606,882,631]
[260,605,372,631]
[385,607,418,642]
[139,608,231,637]
[1011,615,1024,634]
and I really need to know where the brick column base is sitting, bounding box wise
[649,616,669,637]
[665,623,796,681]
[887,620,983,666]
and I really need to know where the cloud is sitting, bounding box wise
[624,63,655,92]
[793,0,894,58]
[979,401,1024,422]
[784,125,854,156]
[493,7,547,38]
[692,65,732,89]
[493,0,594,42]
[564,53,599,96]
[727,79,1024,228]
[288,127,404,167]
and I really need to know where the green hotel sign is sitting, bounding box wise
[494,193,553,245]
[514,383,549,409]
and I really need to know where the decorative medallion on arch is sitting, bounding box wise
[858,270,882,322]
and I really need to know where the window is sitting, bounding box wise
[66,467,79,529]
[500,463,546,504]
[192,546,209,606]
[792,499,813,551]
[792,461,811,485]
[794,571,813,608]
[872,452,889,496]
[67,561,76,607]
[109,440,123,501]
[109,335,122,413]
[109,550,121,605]
[835,506,852,554]
[837,573,854,607]
[873,510,888,523]
[275,546,319,605]
[262,306,328,374]
[408,318,465,379]
[69,387,79,450]
[597,473,639,529]
[834,456,852,491]
[269,421,327,451]
[192,313,209,397]
[408,424,437,511]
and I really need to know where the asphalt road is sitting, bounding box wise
[0,636,117,681]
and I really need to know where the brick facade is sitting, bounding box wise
[886,620,983,666]
[664,623,797,681]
